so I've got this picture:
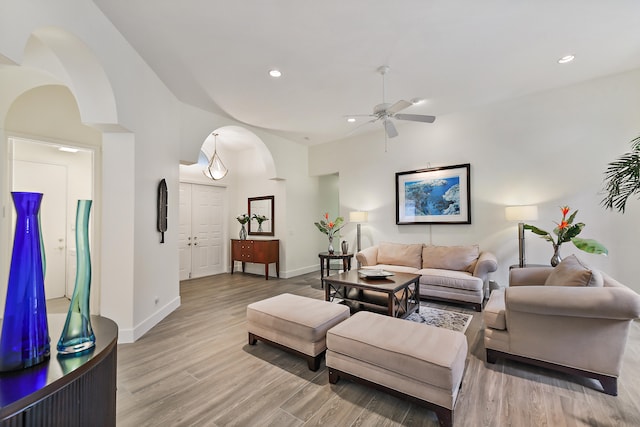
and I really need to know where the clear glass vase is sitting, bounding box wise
[57,200,95,355]
[0,192,50,371]
[328,235,335,254]
[551,244,562,267]
[239,224,247,240]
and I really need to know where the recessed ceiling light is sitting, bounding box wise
[269,69,282,77]
[347,117,356,123]
[411,98,426,105]
[558,55,575,64]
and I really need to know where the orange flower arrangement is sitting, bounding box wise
[524,205,607,255]
[314,212,345,237]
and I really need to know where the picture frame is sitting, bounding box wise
[248,195,274,236]
[396,163,471,225]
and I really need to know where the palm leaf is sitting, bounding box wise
[602,135,640,213]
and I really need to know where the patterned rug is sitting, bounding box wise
[405,304,473,333]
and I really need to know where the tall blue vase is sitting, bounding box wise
[57,200,95,355]
[0,192,50,372]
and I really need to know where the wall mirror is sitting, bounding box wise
[248,195,274,236]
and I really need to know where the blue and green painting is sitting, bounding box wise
[403,177,460,216]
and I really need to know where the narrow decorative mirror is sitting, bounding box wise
[248,195,274,236]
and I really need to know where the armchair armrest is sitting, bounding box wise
[509,267,554,286]
[356,246,378,266]
[506,286,640,320]
[472,251,498,280]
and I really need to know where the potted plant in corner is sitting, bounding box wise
[602,135,640,213]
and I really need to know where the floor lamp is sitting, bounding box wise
[505,205,538,268]
[349,211,368,268]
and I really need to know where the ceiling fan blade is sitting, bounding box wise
[384,119,398,138]
[386,100,412,114]
[395,113,436,123]
[345,118,377,137]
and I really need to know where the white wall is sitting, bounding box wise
[310,68,640,292]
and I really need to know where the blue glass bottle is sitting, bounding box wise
[0,192,50,372]
[57,200,95,355]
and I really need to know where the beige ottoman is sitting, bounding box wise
[326,311,467,427]
[246,293,350,371]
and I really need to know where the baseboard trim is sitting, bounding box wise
[117,296,181,343]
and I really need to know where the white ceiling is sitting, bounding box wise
[93,1,640,146]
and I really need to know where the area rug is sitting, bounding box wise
[405,305,473,333]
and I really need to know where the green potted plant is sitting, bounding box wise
[602,135,640,213]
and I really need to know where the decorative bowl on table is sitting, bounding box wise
[358,269,394,279]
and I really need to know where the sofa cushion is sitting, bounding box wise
[422,245,479,272]
[418,268,483,291]
[377,242,423,270]
[484,289,506,330]
[544,255,603,288]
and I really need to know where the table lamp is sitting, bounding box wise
[505,205,538,268]
[349,211,368,267]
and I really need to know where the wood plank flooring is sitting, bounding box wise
[114,272,640,427]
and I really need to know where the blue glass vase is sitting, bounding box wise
[0,192,50,372]
[57,200,95,355]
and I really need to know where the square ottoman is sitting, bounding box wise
[326,311,468,427]
[246,293,350,371]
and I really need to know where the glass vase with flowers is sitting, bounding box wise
[524,206,608,266]
[237,214,249,240]
[314,213,345,254]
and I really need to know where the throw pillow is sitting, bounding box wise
[544,254,604,287]
[377,242,423,269]
[422,245,480,272]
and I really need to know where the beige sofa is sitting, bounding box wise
[484,255,640,395]
[356,242,498,311]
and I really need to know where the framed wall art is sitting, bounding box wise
[396,163,471,225]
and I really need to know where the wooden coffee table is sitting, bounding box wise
[323,270,420,318]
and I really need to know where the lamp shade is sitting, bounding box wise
[505,205,538,222]
[349,211,368,223]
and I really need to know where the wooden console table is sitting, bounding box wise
[231,239,280,280]
[0,314,118,426]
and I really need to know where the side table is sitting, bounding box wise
[318,252,354,283]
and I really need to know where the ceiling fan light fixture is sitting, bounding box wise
[558,55,575,64]
[203,133,228,180]
[411,98,426,105]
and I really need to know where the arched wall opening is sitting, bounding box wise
[179,124,283,279]
[0,26,135,340]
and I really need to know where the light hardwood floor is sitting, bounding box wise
[112,272,640,427]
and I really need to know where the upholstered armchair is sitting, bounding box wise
[484,256,640,395]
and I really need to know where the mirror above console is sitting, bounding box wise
[248,195,274,236]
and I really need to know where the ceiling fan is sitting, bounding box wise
[348,65,436,144]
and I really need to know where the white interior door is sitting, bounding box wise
[13,161,68,299]
[190,185,224,278]
[179,183,226,280]
[178,183,192,281]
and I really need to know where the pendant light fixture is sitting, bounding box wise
[203,132,228,180]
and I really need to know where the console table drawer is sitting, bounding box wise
[231,239,279,280]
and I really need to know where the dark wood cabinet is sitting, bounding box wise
[231,239,279,280]
[0,315,118,427]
